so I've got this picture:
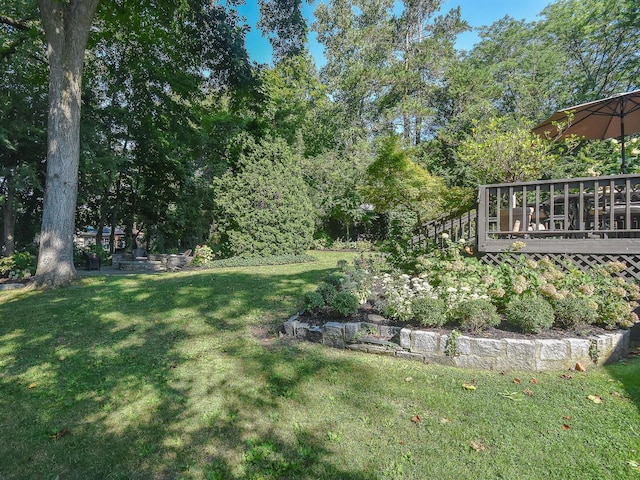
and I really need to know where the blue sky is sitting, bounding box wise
[238,0,552,67]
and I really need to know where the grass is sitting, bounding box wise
[1,250,639,479]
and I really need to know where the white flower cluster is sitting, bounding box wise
[377,273,436,321]
[8,269,31,280]
[435,284,489,310]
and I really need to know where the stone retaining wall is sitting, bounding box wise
[283,314,631,371]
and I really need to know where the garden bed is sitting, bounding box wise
[283,308,632,371]
[296,302,621,341]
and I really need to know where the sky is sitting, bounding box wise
[237,0,553,68]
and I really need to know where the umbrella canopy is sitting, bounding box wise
[532,89,640,173]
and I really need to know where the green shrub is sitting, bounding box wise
[301,291,325,314]
[454,299,500,333]
[324,272,347,290]
[411,297,447,327]
[0,251,36,279]
[553,296,598,328]
[316,282,337,303]
[330,291,359,317]
[212,135,314,258]
[191,244,215,266]
[505,294,554,333]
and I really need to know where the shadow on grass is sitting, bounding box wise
[0,262,380,479]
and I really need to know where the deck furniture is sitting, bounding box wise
[477,174,640,254]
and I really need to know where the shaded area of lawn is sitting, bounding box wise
[0,254,375,479]
[1,252,639,479]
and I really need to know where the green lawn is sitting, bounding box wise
[1,251,639,479]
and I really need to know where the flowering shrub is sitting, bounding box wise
[300,236,640,332]
[191,245,215,266]
[416,236,639,330]
[376,273,435,322]
[0,252,36,279]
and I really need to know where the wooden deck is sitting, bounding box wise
[409,174,640,281]
[477,174,640,255]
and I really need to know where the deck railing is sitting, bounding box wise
[477,174,640,254]
[410,209,477,250]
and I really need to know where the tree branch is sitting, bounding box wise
[0,15,30,31]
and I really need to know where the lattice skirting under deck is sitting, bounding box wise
[478,252,640,283]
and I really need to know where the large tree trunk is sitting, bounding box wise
[34,0,99,288]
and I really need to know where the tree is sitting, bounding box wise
[258,0,307,61]
[540,0,640,103]
[385,0,467,144]
[212,135,315,257]
[34,0,100,288]
[362,135,451,226]
[1,3,47,256]
[72,1,252,255]
[314,0,395,138]
[457,117,556,184]
[470,16,567,121]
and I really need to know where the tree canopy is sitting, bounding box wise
[1,0,639,286]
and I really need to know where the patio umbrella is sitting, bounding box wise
[532,89,640,173]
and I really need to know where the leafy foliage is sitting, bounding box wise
[454,299,501,333]
[316,282,337,304]
[190,245,216,266]
[330,291,359,317]
[458,116,556,183]
[301,291,325,314]
[411,297,448,327]
[213,135,315,258]
[504,294,554,334]
[198,254,316,269]
[553,296,598,329]
[0,251,36,279]
[363,135,450,223]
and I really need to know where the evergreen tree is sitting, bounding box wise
[213,135,314,257]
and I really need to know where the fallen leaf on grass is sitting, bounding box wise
[560,374,573,380]
[50,428,68,440]
[411,414,421,424]
[499,391,523,401]
[562,424,571,430]
[470,441,486,452]
[28,383,37,389]
[523,389,534,396]
[462,383,476,390]
[563,415,572,420]
[530,377,538,384]
[627,460,640,471]
[439,417,450,424]
[587,394,603,404]
[575,362,587,372]
[404,376,413,382]
[513,377,521,384]
[611,391,623,399]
